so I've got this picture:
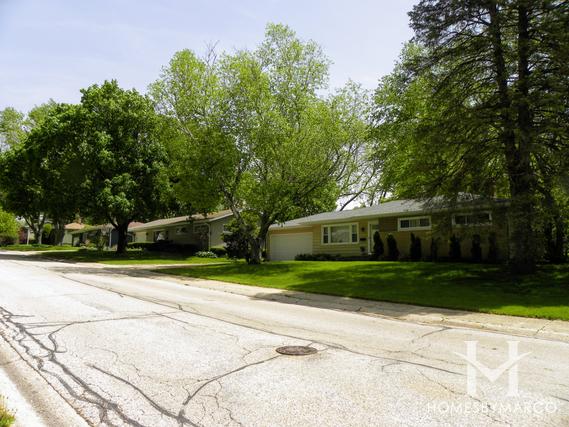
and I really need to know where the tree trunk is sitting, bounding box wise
[248,237,262,264]
[116,222,129,254]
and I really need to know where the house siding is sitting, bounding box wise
[268,207,510,261]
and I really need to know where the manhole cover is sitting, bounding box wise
[276,346,317,356]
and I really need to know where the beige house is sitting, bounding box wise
[267,198,510,261]
[129,210,233,249]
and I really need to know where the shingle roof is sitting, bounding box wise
[129,210,233,232]
[64,222,85,231]
[270,196,509,230]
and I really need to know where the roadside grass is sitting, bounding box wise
[0,396,15,427]
[41,249,232,265]
[2,244,77,252]
[159,261,569,321]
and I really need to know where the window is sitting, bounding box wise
[175,226,188,235]
[153,230,167,242]
[322,223,358,244]
[194,224,209,235]
[398,216,431,231]
[453,212,492,226]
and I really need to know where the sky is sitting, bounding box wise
[0,0,417,112]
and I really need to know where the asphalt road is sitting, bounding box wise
[0,253,567,426]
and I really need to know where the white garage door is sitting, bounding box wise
[270,232,313,261]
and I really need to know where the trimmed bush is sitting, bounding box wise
[210,245,227,257]
[430,237,440,261]
[294,253,341,261]
[487,232,499,263]
[471,234,482,262]
[127,241,154,250]
[147,240,199,254]
[386,234,399,261]
[372,231,384,260]
[410,233,422,261]
[195,251,217,258]
[449,234,462,261]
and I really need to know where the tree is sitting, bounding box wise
[152,24,365,263]
[373,1,569,273]
[0,103,86,245]
[0,208,19,244]
[0,108,26,150]
[410,233,422,261]
[77,81,171,253]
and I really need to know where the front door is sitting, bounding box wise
[368,221,380,254]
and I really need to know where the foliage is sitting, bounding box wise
[409,233,422,261]
[160,262,569,321]
[0,395,15,427]
[449,235,462,261]
[373,1,569,273]
[294,253,341,261]
[222,219,255,261]
[151,24,368,263]
[386,234,399,261]
[430,237,440,262]
[209,245,228,257]
[0,209,19,245]
[471,235,482,263]
[372,230,384,260]
[76,81,172,253]
[195,250,217,258]
[487,233,499,264]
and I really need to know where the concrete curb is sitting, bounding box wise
[149,271,569,344]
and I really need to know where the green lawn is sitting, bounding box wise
[41,249,230,265]
[159,261,569,320]
[2,244,77,252]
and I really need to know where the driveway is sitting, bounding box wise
[0,252,567,426]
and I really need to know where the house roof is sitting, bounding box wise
[71,222,145,234]
[270,196,509,230]
[129,210,233,232]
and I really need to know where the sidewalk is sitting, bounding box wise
[154,272,569,343]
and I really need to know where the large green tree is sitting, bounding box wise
[374,0,568,272]
[0,103,82,244]
[77,81,171,253]
[152,24,367,263]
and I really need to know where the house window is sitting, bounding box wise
[398,216,431,231]
[194,224,209,235]
[322,223,358,244]
[175,226,188,235]
[453,212,492,226]
[154,230,167,241]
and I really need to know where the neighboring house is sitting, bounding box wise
[129,210,233,250]
[62,222,85,245]
[70,222,144,248]
[267,197,510,261]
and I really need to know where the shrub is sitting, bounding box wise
[294,253,341,261]
[42,223,54,245]
[487,232,499,263]
[0,210,19,245]
[386,234,399,261]
[127,241,154,250]
[222,220,254,260]
[372,231,384,260]
[195,250,217,258]
[471,234,482,262]
[449,234,462,261]
[410,233,422,261]
[430,237,440,261]
[210,245,227,257]
[147,240,199,254]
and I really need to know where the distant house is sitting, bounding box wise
[70,222,144,248]
[267,197,510,261]
[129,210,233,250]
[62,222,85,245]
